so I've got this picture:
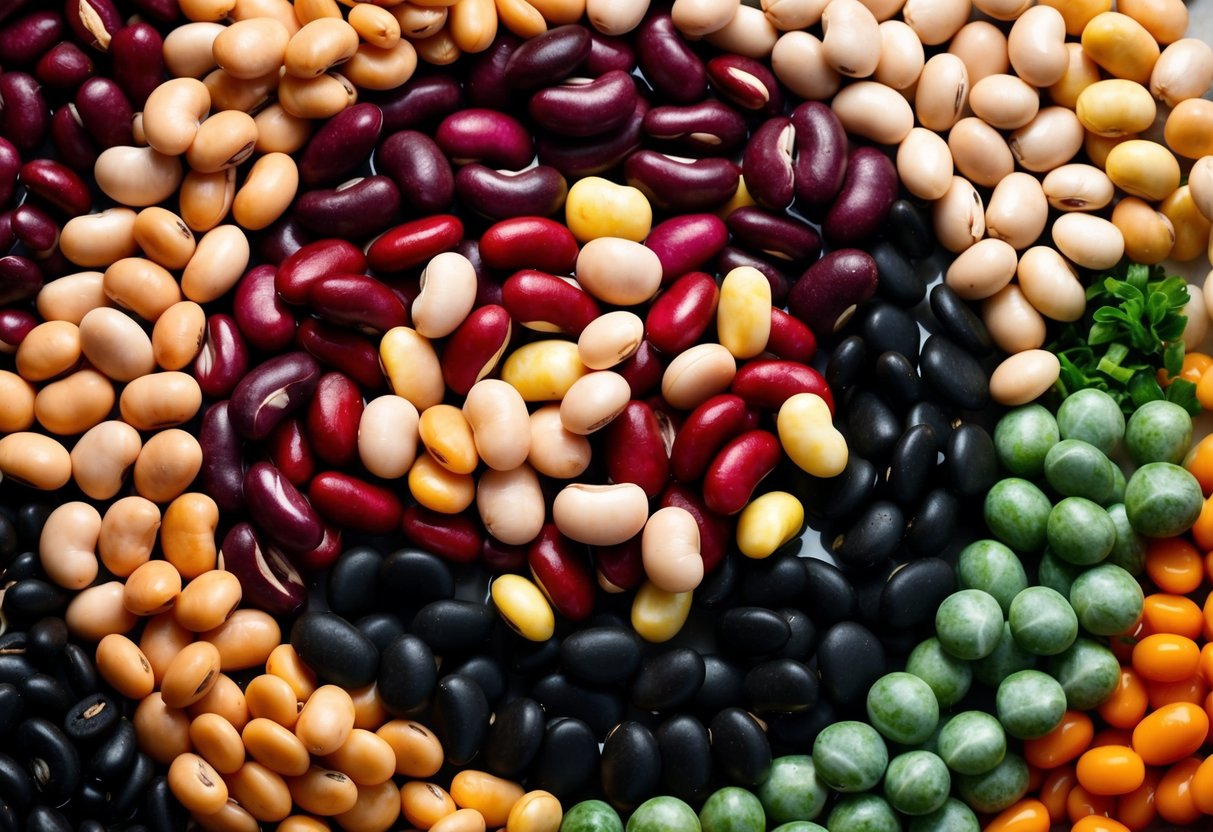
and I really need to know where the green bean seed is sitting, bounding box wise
[626,797,700,832]
[907,798,980,832]
[972,622,1037,687]
[957,540,1028,615]
[1056,388,1124,455]
[884,751,951,816]
[996,669,1067,739]
[936,589,1004,661]
[955,752,1029,814]
[1069,563,1144,636]
[1008,586,1078,656]
[1048,638,1121,710]
[757,756,827,825]
[826,795,900,832]
[906,638,972,709]
[984,478,1052,552]
[937,711,1007,775]
[866,672,940,745]
[1125,399,1192,464]
[812,721,888,793]
[994,404,1059,477]
[1124,461,1203,537]
[1044,439,1117,503]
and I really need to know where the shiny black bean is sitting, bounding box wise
[144,775,187,832]
[630,648,705,712]
[0,651,31,688]
[16,504,51,551]
[430,674,489,767]
[766,700,839,752]
[745,659,818,714]
[532,673,624,740]
[442,654,505,706]
[78,818,106,832]
[558,627,642,687]
[694,550,740,609]
[726,207,821,264]
[833,501,905,570]
[802,558,859,627]
[0,685,21,736]
[905,401,954,450]
[75,780,110,820]
[601,721,660,811]
[378,548,455,604]
[375,76,464,133]
[689,654,745,717]
[709,708,771,786]
[26,618,66,668]
[497,630,562,676]
[291,612,379,689]
[947,422,999,498]
[716,607,790,657]
[776,607,818,662]
[25,806,69,832]
[533,717,599,799]
[856,559,898,628]
[20,674,71,717]
[455,163,567,220]
[634,13,707,104]
[920,335,989,411]
[875,351,924,412]
[714,246,790,306]
[847,390,901,461]
[905,488,959,559]
[89,718,136,784]
[375,130,454,217]
[0,799,16,832]
[817,622,887,707]
[930,283,994,356]
[888,199,934,260]
[655,714,711,805]
[504,25,592,89]
[109,750,154,819]
[641,100,747,156]
[326,546,383,620]
[299,103,383,187]
[825,335,866,393]
[355,613,404,654]
[411,600,494,655]
[0,514,16,570]
[482,697,544,778]
[16,717,79,805]
[740,552,808,607]
[887,424,938,505]
[798,456,878,524]
[880,557,956,630]
[63,692,117,743]
[0,754,32,813]
[861,303,920,367]
[871,239,926,307]
[378,634,435,718]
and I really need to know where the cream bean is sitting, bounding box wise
[968,74,1039,130]
[971,0,1029,18]
[1105,140,1181,203]
[66,582,138,641]
[285,18,359,77]
[1016,246,1085,322]
[39,502,101,591]
[944,238,1017,300]
[0,372,34,434]
[144,78,211,156]
[254,105,313,155]
[463,379,532,471]
[476,464,545,546]
[990,350,1060,406]
[553,483,649,546]
[133,428,204,504]
[1182,283,1207,351]
[663,343,737,409]
[932,176,985,253]
[358,395,420,480]
[1189,157,1213,224]
[340,40,419,92]
[1048,43,1101,109]
[830,81,913,144]
[771,31,840,100]
[874,20,924,89]
[559,371,631,435]
[231,0,300,31]
[120,372,203,430]
[915,53,967,132]
[15,320,81,382]
[35,369,114,435]
[575,238,662,306]
[821,0,880,78]
[103,258,183,322]
[985,173,1047,251]
[134,207,197,270]
[380,327,444,412]
[213,17,291,79]
[902,0,970,45]
[1009,107,1084,173]
[1150,39,1213,107]
[527,404,592,479]
[762,0,828,29]
[1204,271,1213,325]
[94,146,185,209]
[413,252,478,338]
[586,0,647,35]
[0,433,71,490]
[99,496,161,577]
[982,285,1046,354]
[164,22,225,78]
[37,272,109,325]
[896,128,953,201]
[641,506,703,593]
[717,266,770,359]
[79,307,155,382]
[671,0,740,37]
[577,311,643,370]
[152,301,206,371]
[947,21,1008,85]
[1042,164,1114,212]
[185,111,258,174]
[1051,213,1125,270]
[72,422,143,502]
[1007,5,1067,87]
[233,153,298,231]
[181,225,250,303]
[204,67,278,114]
[59,209,138,268]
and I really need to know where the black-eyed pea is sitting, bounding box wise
[243,718,312,777]
[169,752,229,816]
[175,569,242,632]
[103,258,183,322]
[38,501,101,591]
[376,720,444,778]
[162,640,223,709]
[36,271,109,325]
[266,643,318,702]
[179,168,237,234]
[133,428,204,504]
[95,633,155,699]
[201,609,280,671]
[152,301,207,371]
[188,672,250,732]
[253,104,314,155]
[34,369,114,436]
[287,766,359,816]
[295,685,356,757]
[232,153,299,231]
[1048,42,1101,109]
[349,683,388,730]
[947,21,1008,86]
[133,207,197,270]
[324,728,397,786]
[124,559,183,616]
[192,800,260,832]
[506,790,563,832]
[1112,195,1175,264]
[15,320,81,382]
[400,782,458,829]
[246,674,302,729]
[97,495,160,577]
[334,780,402,832]
[59,208,139,268]
[189,712,246,774]
[134,692,194,765]
[67,581,137,640]
[0,432,72,490]
[227,762,293,823]
[141,611,196,685]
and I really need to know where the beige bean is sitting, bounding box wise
[1105,140,1181,203]
[203,67,278,113]
[36,271,109,325]
[1182,282,1207,350]
[133,206,197,270]
[164,22,225,78]
[874,20,924,89]
[821,0,880,78]
[161,492,219,578]
[350,685,387,732]
[15,320,81,382]
[985,173,1047,252]
[231,0,300,33]
[181,225,250,303]
[989,350,1060,406]
[0,433,71,490]
[357,395,420,479]
[982,284,1046,354]
[946,118,1011,190]
[553,482,650,546]
[1188,157,1213,224]
[527,404,592,479]
[971,0,1029,18]
[39,501,101,591]
[1042,164,1114,213]
[476,463,545,546]
[254,104,314,155]
[1051,213,1125,270]
[376,719,443,778]
[671,0,740,37]
[574,238,662,306]
[103,257,183,322]
[946,21,1008,86]
[1016,246,1085,322]
[95,633,156,699]
[858,0,906,20]
[185,110,258,174]
[79,307,155,382]
[411,29,461,66]
[266,644,318,702]
[213,17,291,79]
[34,369,114,435]
[133,691,193,764]
[559,371,631,435]
[641,506,703,593]
[577,310,644,370]
[447,0,498,50]
[133,428,204,503]
[66,581,139,641]
[180,168,237,233]
[429,808,487,832]
[0,371,35,433]
[762,0,828,30]
[902,0,970,45]
[1048,43,1101,109]
[119,372,202,431]
[703,5,778,59]
[932,176,985,253]
[169,752,228,816]
[969,74,1039,130]
[463,378,532,471]
[393,2,448,38]
[1007,5,1067,87]
[1076,79,1156,138]
[190,713,246,776]
[914,53,967,132]
[285,18,360,77]
[341,40,418,91]
[412,251,477,338]
[944,238,1017,300]
[770,31,840,100]
[380,327,444,411]
[349,4,401,47]
[294,0,341,23]
[59,208,138,267]
[586,0,645,35]
[1150,39,1213,108]
[1204,271,1213,326]
[1009,105,1085,173]
[189,671,252,727]
[98,495,160,577]
[232,153,298,230]
[1159,186,1212,263]
[72,422,143,502]
[662,342,736,409]
[201,609,281,671]
[830,81,913,144]
[1040,0,1110,35]
[124,559,182,616]
[279,70,358,118]
[144,78,211,156]
[180,0,237,21]
[228,762,292,822]
[152,301,206,371]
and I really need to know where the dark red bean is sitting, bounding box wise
[787,249,879,338]
[374,75,464,132]
[482,538,528,573]
[659,484,731,574]
[243,461,325,552]
[603,400,669,499]
[375,130,454,216]
[276,239,368,305]
[229,351,321,441]
[194,314,249,400]
[0,308,37,351]
[295,176,402,240]
[617,339,665,398]
[305,372,363,468]
[234,264,297,351]
[466,32,523,110]
[635,13,707,105]
[199,400,245,514]
[442,304,512,395]
[0,138,19,205]
[10,203,57,254]
[436,109,533,169]
[529,71,637,138]
[0,72,49,152]
[593,535,643,592]
[267,418,315,487]
[49,105,99,173]
[742,117,794,210]
[64,0,123,52]
[528,524,594,621]
[822,146,899,246]
[535,97,648,178]
[402,506,483,564]
[501,269,600,335]
[715,247,790,306]
[767,309,817,364]
[644,215,728,286]
[707,54,784,114]
[455,164,567,220]
[702,430,782,516]
[19,159,91,217]
[0,11,63,64]
[308,471,403,535]
[0,256,42,305]
[310,273,408,334]
[791,101,848,206]
[130,0,179,24]
[727,207,821,263]
[584,31,636,75]
[645,271,719,356]
[299,103,383,186]
[35,43,94,90]
[670,394,758,483]
[109,23,164,109]
[731,360,834,413]
[256,216,312,265]
[366,214,463,273]
[642,100,748,156]
[624,151,741,212]
[219,522,307,615]
[294,520,342,572]
[0,210,14,252]
[480,217,579,274]
[296,318,384,391]
[504,24,592,89]
[74,77,132,149]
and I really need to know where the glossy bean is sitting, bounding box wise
[96,496,159,577]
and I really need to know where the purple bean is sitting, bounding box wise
[822,147,898,246]
[234,264,299,350]
[229,351,321,441]
[130,0,180,24]
[584,30,636,76]
[0,0,33,27]
[35,42,94,90]
[716,246,790,306]
[457,239,502,307]
[109,22,163,109]
[38,247,72,281]
[0,255,43,305]
[791,101,848,206]
[374,75,464,132]
[641,100,748,156]
[529,70,638,138]
[466,32,523,109]
[436,109,534,169]
[311,273,408,334]
[200,400,246,514]
[0,211,13,253]
[219,522,308,614]
[19,158,92,216]
[742,116,795,210]
[788,249,879,337]
[0,308,37,351]
[11,203,59,254]
[49,105,99,173]
[295,176,402,240]
[195,313,251,400]
[644,213,729,285]
[64,0,122,52]
[298,103,384,187]
[635,13,707,105]
[74,77,133,149]
[727,207,821,263]
[0,72,49,152]
[454,163,567,220]
[243,462,325,553]
[707,54,784,115]
[536,97,648,178]
[624,150,741,212]
[296,318,383,391]
[0,138,19,206]
[375,130,454,216]
[0,10,64,64]
[504,24,592,89]
[255,217,312,266]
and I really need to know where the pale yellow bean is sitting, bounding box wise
[1017,246,1086,322]
[770,31,840,100]
[982,284,1047,354]
[36,271,109,325]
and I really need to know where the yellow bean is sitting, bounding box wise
[564,177,652,243]
[1105,139,1181,202]
[630,581,693,643]
[380,326,445,411]
[1159,186,1212,263]
[1112,196,1175,265]
[418,403,479,474]
[407,451,476,513]
[716,266,771,359]
[449,0,498,53]
[1117,0,1187,44]
[776,392,848,478]
[1048,43,1101,109]
[736,491,805,560]
[500,340,587,402]
[490,574,555,642]
[495,0,547,37]
[506,790,563,832]
[1080,11,1159,84]
[1075,79,1156,137]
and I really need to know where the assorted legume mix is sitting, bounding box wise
[2,0,1213,829]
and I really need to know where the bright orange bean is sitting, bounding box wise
[1131,702,1210,765]
[1204,595,1213,643]
[1145,538,1204,594]
[1040,765,1077,822]
[1178,352,1211,384]
[1115,768,1159,832]
[1075,745,1146,796]
[1093,728,1135,748]
[1071,816,1131,832]
[984,798,1050,832]
[1099,669,1150,729]
[1198,365,1213,410]
[1204,690,1213,725]
[1189,755,1213,814]
[1025,710,1094,769]
[1205,547,1213,585]
[1132,633,1202,683]
[1141,594,1204,639]
[1186,434,1213,495]
[1146,674,1208,710]
[1154,756,1203,825]
[1067,784,1116,823]
[1200,643,1213,686]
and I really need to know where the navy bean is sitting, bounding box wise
[35,43,93,90]
[536,97,647,178]
[791,101,848,206]
[430,674,489,766]
[378,634,436,717]
[218,522,307,615]
[803,559,859,626]
[482,697,544,778]
[374,76,464,132]
[741,553,808,608]
[411,600,495,655]
[625,151,741,212]
[888,199,934,260]
[74,77,132,149]
[442,654,505,706]
[947,422,999,498]
[656,715,712,804]
[109,23,163,109]
[875,351,924,411]
[727,207,820,263]
[630,648,705,712]
[743,116,795,210]
[532,717,599,799]
[16,717,79,806]
[466,32,523,109]
[326,546,384,620]
[504,24,592,88]
[0,73,48,152]
[585,31,636,75]
[243,462,324,553]
[717,607,791,657]
[888,423,938,505]
[709,708,771,787]
[847,390,902,460]
[559,627,642,686]
[601,722,660,811]
[88,718,137,783]
[290,612,380,688]
[834,501,905,569]
[229,351,321,441]
[63,692,117,743]
[378,548,456,604]
[0,11,64,64]
[635,13,707,105]
[299,103,383,187]
[295,175,402,240]
[455,163,567,219]
[530,70,637,138]
[920,335,990,411]
[745,659,819,713]
[532,673,624,740]
[904,488,959,559]
[642,100,748,156]
[880,557,956,630]
[199,401,245,514]
[788,248,879,337]
[930,283,994,356]
[817,621,888,706]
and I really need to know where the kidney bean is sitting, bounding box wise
[0,256,42,306]
[501,269,600,336]
[455,164,568,220]
[441,305,512,395]
[0,10,63,64]
[790,101,848,206]
[708,53,784,114]
[0,309,37,353]
[375,130,454,216]
[0,139,18,207]
[232,265,295,352]
[401,505,483,564]
[466,31,523,109]
[504,24,592,88]
[636,12,708,104]
[304,372,363,468]
[192,314,249,400]
[294,176,402,241]
[739,117,797,212]
[297,103,382,187]
[0,73,48,151]
[436,109,533,169]
[731,359,834,413]
[823,145,898,245]
[10,204,57,254]
[702,430,782,516]
[266,418,314,487]
[788,248,879,337]
[670,394,756,482]
[481,217,579,274]
[274,238,365,305]
[763,309,815,365]
[310,274,407,335]
[305,471,403,536]
[587,534,641,593]
[242,461,324,553]
[529,70,638,138]
[108,22,162,109]
[528,524,595,620]
[35,43,93,90]
[19,160,89,219]
[625,152,742,212]
[47,107,98,174]
[373,76,461,133]
[644,215,728,286]
[642,100,748,157]
[602,400,670,498]
[617,339,665,398]
[65,0,122,51]
[229,352,321,441]
[198,401,244,514]
[296,319,383,391]
[727,207,821,264]
[366,214,463,273]
[536,97,649,178]
[644,271,719,357]
[585,30,636,75]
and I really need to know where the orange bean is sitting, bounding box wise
[1025,710,1094,769]
[1140,594,1204,639]
[1075,745,1146,796]
[984,799,1050,832]
[1071,816,1131,832]
[1201,643,1213,685]
[1204,595,1213,643]
[1145,538,1203,594]
[1114,768,1159,831]
[1132,633,1202,682]
[448,770,523,827]
[1146,674,1208,710]
[1093,728,1135,748]
[1185,434,1213,495]
[1131,702,1209,765]
[1040,765,1077,822]
[1067,784,1116,823]
[1154,755,1203,825]
[1098,669,1150,729]
[400,781,457,829]
[1190,755,1213,814]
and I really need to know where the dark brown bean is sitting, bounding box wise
[708,54,784,115]
[467,32,523,110]
[74,78,133,149]
[299,103,383,187]
[635,13,707,104]
[743,116,795,210]
[375,130,454,216]
[454,164,567,220]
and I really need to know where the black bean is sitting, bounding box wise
[630,648,705,712]
[89,718,137,784]
[905,401,954,451]
[558,627,642,686]
[801,558,858,627]
[691,655,746,717]
[833,501,904,570]
[20,674,71,717]
[694,550,740,608]
[920,334,989,411]
[355,612,405,654]
[16,504,51,551]
[378,548,455,604]
[887,199,933,260]
[861,302,920,367]
[291,612,380,689]
[817,622,887,707]
[496,629,562,676]
[798,456,878,522]
[430,674,489,767]
[1,579,66,620]
[24,805,70,832]
[531,673,624,740]
[846,390,901,460]
[930,283,993,356]
[78,819,106,832]
[76,779,110,820]
[600,721,660,811]
[63,692,118,744]
[144,776,187,832]
[716,607,790,657]
[411,600,495,655]
[825,335,865,393]
[656,714,712,805]
[904,488,959,559]
[766,699,840,751]
[442,655,505,706]
[774,607,817,662]
[16,717,79,806]
[326,546,384,619]
[0,513,16,572]
[0,753,32,813]
[947,422,999,498]
[531,717,599,799]
[886,423,938,505]
[874,351,924,412]
[378,634,436,717]
[109,750,154,819]
[482,697,544,779]
[744,658,819,714]
[855,559,899,628]
[709,708,771,786]
[740,552,807,607]
[4,552,41,582]
[881,558,956,633]
[56,643,98,700]
[0,799,16,832]
[0,684,21,736]
[871,239,925,306]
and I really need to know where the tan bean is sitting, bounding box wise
[449,0,498,49]
[133,206,196,270]
[160,492,219,579]
[704,5,779,59]
[333,781,401,832]
[968,74,1039,130]
[901,0,969,45]
[527,404,591,479]
[574,238,662,306]
[144,77,211,156]
[770,31,840,101]
[34,369,114,435]
[212,17,291,80]
[180,0,237,21]
[376,719,445,778]
[200,610,281,673]
[95,633,155,699]
[577,310,643,370]
[228,762,292,822]
[134,692,193,764]
[0,371,35,433]
[496,0,547,38]
[1105,139,1181,202]
[349,683,387,731]
[231,0,299,32]
[641,505,703,593]
[39,501,101,591]
[476,463,545,546]
[1051,213,1125,270]
[552,482,649,546]
[393,2,448,38]
[1181,282,1207,350]
[266,644,319,702]
[232,153,298,231]
[169,752,228,816]
[971,0,1029,18]
[0,433,71,490]
[982,284,1046,354]
[295,685,356,758]
[193,801,260,832]
[932,178,985,255]
[1080,11,1159,85]
[149,301,205,371]
[559,371,631,435]
[103,257,183,322]
[989,350,1060,407]
[348,4,401,47]
[1042,164,1114,213]
[984,174,1047,252]
[164,22,225,78]
[829,81,913,145]
[36,271,109,325]
[463,378,532,471]
[946,21,1008,86]
[1040,0,1110,36]
[59,208,138,267]
[411,29,461,65]
[66,581,138,641]
[896,128,952,201]
[1076,79,1156,139]
[1016,246,1085,322]
[15,320,81,382]
[380,326,445,411]
[820,0,880,78]
[662,343,737,409]
[1150,38,1213,108]
[247,673,303,729]
[179,168,237,233]
[1084,131,1136,170]
[188,671,250,732]
[203,67,278,113]
[133,428,203,502]
[874,20,924,89]
[294,0,342,23]
[1048,43,1101,109]
[72,422,141,502]
[429,808,485,832]
[1007,5,1067,87]
[344,39,421,91]
[141,611,195,685]
[120,373,203,430]
[944,238,1018,301]
[176,569,242,632]
[287,767,359,817]
[323,729,396,787]
[190,713,246,775]
[185,111,258,174]
[161,640,223,709]
[671,0,740,37]
[762,0,827,29]
[1165,99,1213,161]
[1009,107,1084,173]
[181,225,250,303]
[124,559,183,616]
[1159,186,1212,263]
[1117,0,1187,45]
[254,104,314,154]
[1188,157,1213,225]
[78,307,154,382]
[401,782,458,829]
[277,817,331,832]
[449,770,524,828]
[914,53,967,132]
[285,18,360,77]
[98,495,160,577]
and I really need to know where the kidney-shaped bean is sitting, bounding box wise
[642,100,749,156]
[199,401,245,514]
[529,71,638,138]
[229,351,321,441]
[376,75,464,132]
[20,159,92,217]
[295,176,402,240]
[455,164,568,220]
[375,130,454,217]
[0,72,50,152]
[743,116,795,210]
[644,214,729,285]
[442,304,513,395]
[435,109,533,169]
[219,522,307,615]
[604,400,670,499]
[297,318,384,391]
[702,429,782,516]
[75,77,133,149]
[306,372,363,468]
[728,207,821,263]
[194,313,250,399]
[625,151,740,212]
[234,265,296,352]
[0,10,65,65]
[480,217,579,274]
[311,274,408,335]
[670,393,758,483]
[527,523,596,620]
[822,146,898,245]
[790,101,848,205]
[298,103,383,186]
[536,97,649,179]
[366,214,463,274]
[109,22,163,109]
[276,239,367,306]
[504,24,593,88]
[243,462,324,553]
[731,359,834,413]
[646,271,720,356]
[787,249,879,337]
[308,471,403,535]
[707,54,784,114]
[635,13,707,104]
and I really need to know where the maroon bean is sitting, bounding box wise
[74,77,133,149]
[529,71,637,138]
[480,217,579,274]
[19,158,91,216]
[0,0,33,27]
[482,537,528,573]
[592,535,643,592]
[501,269,600,335]
[624,151,741,212]
[641,101,748,157]
[0,138,21,206]
[375,130,454,216]
[297,103,383,187]
[35,43,94,90]
[0,309,37,351]
[743,117,794,210]
[644,215,728,286]
[308,471,403,535]
[707,54,784,114]
[295,176,402,240]
[455,239,499,306]
[727,207,821,263]
[715,247,790,306]
[0,256,42,305]
[767,308,817,364]
[130,0,179,24]
[670,394,757,483]
[791,101,848,206]
[374,76,464,132]
[617,339,664,398]
[243,461,325,552]
[504,24,592,88]
[645,271,718,356]
[64,0,123,52]
[109,23,164,109]
[442,304,512,395]
[219,523,307,615]
[535,97,648,178]
[234,265,297,351]
[584,31,636,75]
[11,203,59,254]
[603,400,669,499]
[528,524,594,620]
[731,360,834,413]
[366,214,463,274]
[402,505,483,564]
[0,11,64,65]
[267,417,314,487]
[702,430,781,516]
[229,352,322,441]
[435,109,533,169]
[305,372,363,468]
[296,318,384,391]
[0,72,49,152]
[256,217,312,266]
[455,164,567,220]
[199,400,246,514]
[466,32,523,109]
[635,12,707,105]
[0,211,14,252]
[49,105,99,173]
[822,146,898,246]
[38,247,72,281]
[787,248,879,338]
[659,484,731,574]
[276,239,368,305]
[310,273,407,335]
[294,520,342,572]
[195,314,250,400]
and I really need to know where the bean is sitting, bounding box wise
[1081,12,1159,84]
[1150,38,1213,107]
[771,31,840,101]
[1052,213,1125,270]
[829,81,913,145]
[985,173,1048,251]
[174,569,241,632]
[103,257,183,322]
[124,560,181,616]
[0,72,49,152]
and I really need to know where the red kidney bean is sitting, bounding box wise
[455,238,498,304]
[727,207,821,263]
[376,130,454,216]
[529,71,638,138]
[618,339,665,398]
[436,109,533,170]
[11,203,58,254]
[366,214,463,274]
[593,535,644,592]
[641,100,748,157]
[200,400,246,514]
[502,269,600,335]
[229,352,321,441]
[299,103,383,187]
[603,400,669,499]
[305,372,363,468]
[0,138,19,205]
[374,76,464,132]
[19,159,91,217]
[481,217,579,274]
[194,314,250,399]
[822,146,898,246]
[504,24,592,88]
[0,0,32,26]
[455,164,568,220]
[49,105,99,173]
[219,522,307,615]
[708,54,784,114]
[743,117,795,210]
[482,537,528,573]
[467,32,523,109]
[0,309,37,351]
[731,360,834,413]
[74,77,132,149]
[788,248,879,338]
[0,211,14,252]
[38,247,72,281]
[35,43,94,90]
[635,13,707,105]
[311,274,408,335]
[715,247,790,306]
[529,524,595,620]
[267,418,315,487]
[536,97,648,178]
[257,217,312,266]
[0,10,63,64]
[109,22,163,109]
[296,318,384,391]
[442,304,512,395]
[130,0,178,25]
[585,31,636,75]
[0,256,42,305]
[295,176,402,241]
[645,271,719,356]
[791,102,848,206]
[243,461,325,552]
[767,308,817,364]
[0,73,49,152]
[276,239,368,305]
[702,430,782,516]
[670,394,758,483]
[308,471,403,535]
[294,519,342,572]
[234,265,297,352]
[64,0,122,52]
[659,483,731,574]
[402,505,483,564]
[625,151,741,212]
[645,215,728,286]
